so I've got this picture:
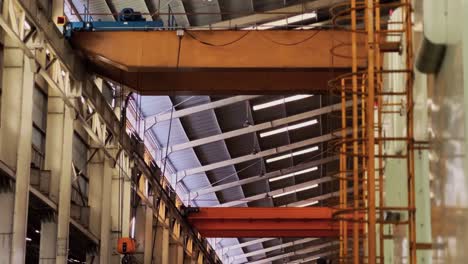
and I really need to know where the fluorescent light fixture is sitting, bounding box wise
[297,200,319,207]
[266,146,319,163]
[243,11,317,30]
[260,119,318,138]
[35,229,40,234]
[269,166,318,182]
[26,237,32,241]
[272,184,318,198]
[252,95,313,111]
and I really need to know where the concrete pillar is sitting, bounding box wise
[154,219,170,264]
[0,33,34,262]
[184,253,196,264]
[170,241,184,264]
[134,205,146,262]
[39,220,58,264]
[39,89,69,263]
[0,192,15,264]
[153,224,164,264]
[144,200,154,264]
[110,168,122,262]
[121,174,132,238]
[55,105,74,264]
[40,94,74,263]
[88,153,104,238]
[99,159,113,263]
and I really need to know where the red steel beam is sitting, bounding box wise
[187,208,361,238]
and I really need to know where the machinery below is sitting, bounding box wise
[64,8,164,39]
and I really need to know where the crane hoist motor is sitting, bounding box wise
[63,8,164,39]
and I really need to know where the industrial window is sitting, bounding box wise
[31,85,47,169]
[72,132,89,206]
[72,132,88,174]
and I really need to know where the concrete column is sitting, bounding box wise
[99,159,113,263]
[0,192,15,264]
[121,175,132,238]
[88,153,104,238]
[40,90,74,263]
[184,253,196,264]
[153,224,164,264]
[143,201,154,264]
[154,219,170,264]
[39,92,65,263]
[110,168,122,263]
[0,34,34,263]
[55,105,74,264]
[170,241,184,264]
[39,220,58,264]
[134,205,146,262]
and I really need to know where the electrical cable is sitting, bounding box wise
[258,29,322,46]
[184,30,251,47]
[161,106,175,193]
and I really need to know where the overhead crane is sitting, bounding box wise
[69,29,369,94]
[186,207,363,238]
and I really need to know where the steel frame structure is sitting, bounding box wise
[330,0,417,263]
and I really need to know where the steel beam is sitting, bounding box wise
[166,102,350,153]
[218,177,335,207]
[92,65,349,95]
[72,30,364,69]
[174,131,348,179]
[72,30,365,94]
[146,95,260,128]
[188,207,341,237]
[190,156,338,197]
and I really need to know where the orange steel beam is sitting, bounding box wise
[89,62,350,95]
[71,30,366,94]
[187,208,361,238]
[72,30,366,69]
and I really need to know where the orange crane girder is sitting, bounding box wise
[70,30,367,94]
[187,207,361,238]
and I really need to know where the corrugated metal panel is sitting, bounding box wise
[139,96,219,207]
[175,96,246,204]
[181,0,222,26]
[218,0,253,20]
[71,0,114,21]
[149,0,190,26]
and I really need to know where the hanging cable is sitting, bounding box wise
[184,30,251,47]
[161,106,175,193]
[258,29,322,46]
